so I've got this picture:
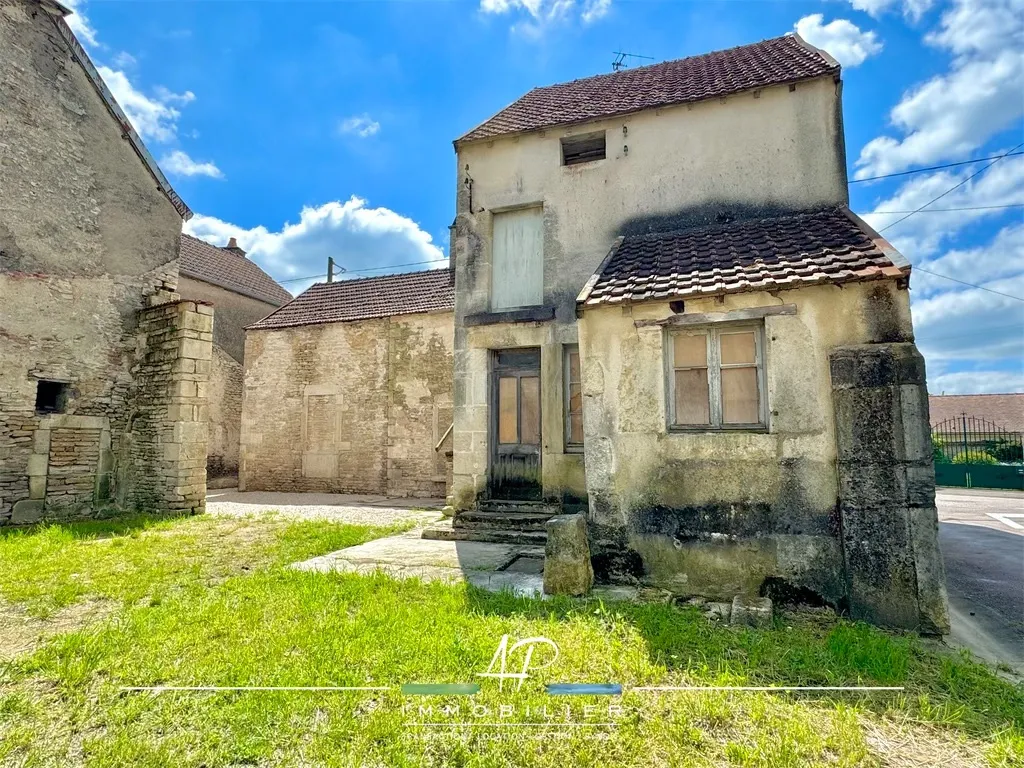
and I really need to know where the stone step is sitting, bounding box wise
[421,520,547,547]
[477,499,561,515]
[453,510,553,532]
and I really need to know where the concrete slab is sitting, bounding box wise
[297,536,523,573]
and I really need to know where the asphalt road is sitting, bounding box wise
[937,488,1024,668]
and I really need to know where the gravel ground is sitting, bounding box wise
[205,488,445,528]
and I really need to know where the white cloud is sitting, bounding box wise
[794,15,882,68]
[581,0,611,24]
[860,154,1024,258]
[480,0,607,36]
[905,222,1024,393]
[97,66,195,143]
[160,150,224,179]
[113,51,137,68]
[929,370,1024,395]
[338,115,381,138]
[853,0,1024,179]
[183,197,447,295]
[62,0,99,47]
[847,0,935,22]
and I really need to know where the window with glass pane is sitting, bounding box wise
[669,325,765,429]
[564,346,584,450]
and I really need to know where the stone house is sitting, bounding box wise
[0,0,212,524]
[445,34,947,632]
[240,270,455,498]
[177,234,292,482]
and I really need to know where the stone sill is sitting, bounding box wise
[463,306,556,327]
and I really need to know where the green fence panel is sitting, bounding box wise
[934,462,1024,490]
[934,464,968,488]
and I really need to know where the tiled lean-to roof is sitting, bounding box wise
[928,394,1024,433]
[577,207,910,307]
[457,34,839,143]
[179,234,293,307]
[248,269,455,331]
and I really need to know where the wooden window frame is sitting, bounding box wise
[665,323,768,432]
[563,344,584,453]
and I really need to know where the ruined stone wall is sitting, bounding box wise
[240,311,453,497]
[451,75,848,510]
[576,279,915,606]
[0,2,201,524]
[118,300,212,515]
[207,346,242,479]
[175,278,281,480]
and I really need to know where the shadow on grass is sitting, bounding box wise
[0,512,194,541]
[463,584,1024,737]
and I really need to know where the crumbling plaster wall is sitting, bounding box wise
[240,311,453,497]
[451,75,848,509]
[0,0,196,524]
[576,279,915,606]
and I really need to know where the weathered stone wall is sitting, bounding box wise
[176,277,282,480]
[576,279,915,607]
[830,342,948,633]
[117,300,212,515]
[240,311,453,497]
[207,345,243,479]
[451,75,848,509]
[0,1,205,524]
[0,0,182,278]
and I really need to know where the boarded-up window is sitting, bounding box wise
[491,207,543,310]
[564,345,584,450]
[668,326,766,429]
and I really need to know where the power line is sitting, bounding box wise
[911,267,1024,302]
[276,258,450,284]
[848,151,1024,184]
[871,203,1024,214]
[878,143,1024,235]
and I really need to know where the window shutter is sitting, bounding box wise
[491,208,543,309]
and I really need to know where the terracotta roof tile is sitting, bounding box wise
[928,394,1024,433]
[578,207,908,307]
[458,35,838,143]
[179,234,292,307]
[248,269,455,331]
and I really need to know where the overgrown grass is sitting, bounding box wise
[0,515,1020,767]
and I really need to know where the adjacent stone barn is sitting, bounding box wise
[444,33,948,632]
[0,0,211,524]
[177,234,292,483]
[240,270,455,498]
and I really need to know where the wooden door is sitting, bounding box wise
[490,348,542,500]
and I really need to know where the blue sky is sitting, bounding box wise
[67,0,1022,394]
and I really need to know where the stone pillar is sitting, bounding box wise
[829,342,949,634]
[123,300,212,514]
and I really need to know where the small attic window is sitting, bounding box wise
[35,380,69,414]
[561,132,606,166]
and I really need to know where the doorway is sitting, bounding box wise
[490,348,542,500]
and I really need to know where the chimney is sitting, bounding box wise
[224,237,247,258]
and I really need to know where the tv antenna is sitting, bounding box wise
[612,51,655,72]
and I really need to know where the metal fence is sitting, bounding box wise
[932,414,1024,490]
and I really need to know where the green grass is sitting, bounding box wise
[0,515,1021,767]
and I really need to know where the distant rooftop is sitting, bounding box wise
[247,269,455,331]
[457,34,839,144]
[179,234,292,307]
[929,393,1024,433]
